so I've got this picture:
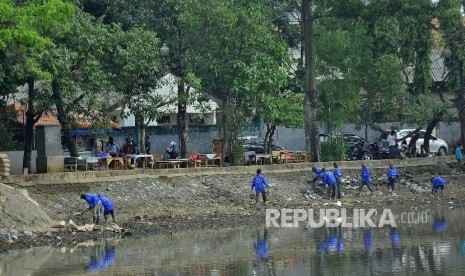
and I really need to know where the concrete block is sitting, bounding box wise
[36,156,65,173]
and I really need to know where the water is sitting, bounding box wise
[1,207,465,275]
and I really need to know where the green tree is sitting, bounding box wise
[436,0,465,147]
[108,27,167,153]
[0,0,73,169]
[45,9,116,156]
[177,0,291,164]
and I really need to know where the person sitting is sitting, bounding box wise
[166,141,178,159]
[122,136,137,155]
[106,137,119,157]
[417,145,427,157]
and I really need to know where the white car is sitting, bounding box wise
[397,129,448,156]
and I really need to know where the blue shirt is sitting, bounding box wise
[87,247,116,271]
[83,194,100,209]
[252,174,269,192]
[456,147,463,160]
[387,168,399,179]
[361,167,371,183]
[431,176,446,188]
[364,230,373,252]
[434,217,448,233]
[323,171,336,186]
[98,194,114,212]
[390,230,401,247]
[255,239,268,260]
[333,167,342,180]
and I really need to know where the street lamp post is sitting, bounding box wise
[160,43,170,57]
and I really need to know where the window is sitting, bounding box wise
[189,114,205,125]
[157,115,171,125]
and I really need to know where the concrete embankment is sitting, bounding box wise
[0,155,455,186]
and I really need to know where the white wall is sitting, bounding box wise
[0,151,37,175]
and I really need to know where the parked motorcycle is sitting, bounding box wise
[346,141,373,161]
[369,142,390,159]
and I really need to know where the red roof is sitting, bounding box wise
[8,103,120,129]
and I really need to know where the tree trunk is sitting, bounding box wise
[264,123,276,154]
[136,115,146,154]
[424,111,444,153]
[177,81,189,158]
[52,80,79,157]
[457,60,465,147]
[302,0,320,162]
[22,78,38,172]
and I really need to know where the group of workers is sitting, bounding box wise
[79,163,447,224]
[79,193,116,225]
[309,162,446,198]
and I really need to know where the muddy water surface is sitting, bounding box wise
[1,207,465,275]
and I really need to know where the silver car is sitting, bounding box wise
[397,129,448,156]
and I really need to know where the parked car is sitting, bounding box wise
[320,133,366,146]
[242,142,284,154]
[375,129,448,156]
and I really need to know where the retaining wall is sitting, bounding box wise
[0,155,455,186]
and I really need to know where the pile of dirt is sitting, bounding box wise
[0,183,54,232]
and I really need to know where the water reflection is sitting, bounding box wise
[252,226,276,276]
[1,208,465,275]
[389,227,401,248]
[255,227,269,261]
[363,228,373,253]
[87,240,116,272]
[316,226,344,254]
[433,209,448,233]
[460,241,465,254]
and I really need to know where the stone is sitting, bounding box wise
[10,229,18,240]
[23,230,33,237]
[53,221,66,228]
[0,228,11,242]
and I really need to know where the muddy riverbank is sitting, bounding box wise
[1,161,464,252]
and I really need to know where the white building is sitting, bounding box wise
[110,73,218,127]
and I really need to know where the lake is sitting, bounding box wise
[1,206,465,275]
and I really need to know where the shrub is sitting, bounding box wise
[321,140,347,162]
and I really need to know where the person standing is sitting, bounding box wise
[98,194,116,223]
[79,193,101,224]
[409,132,420,157]
[322,168,337,200]
[431,176,446,196]
[333,162,343,199]
[145,135,151,154]
[251,168,269,204]
[386,164,399,193]
[387,130,398,159]
[358,163,374,196]
[310,166,324,187]
[455,144,463,170]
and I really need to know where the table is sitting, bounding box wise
[85,157,101,170]
[126,154,153,169]
[255,153,273,165]
[155,160,183,169]
[105,157,125,169]
[64,157,85,172]
[199,154,222,167]
[168,159,190,168]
